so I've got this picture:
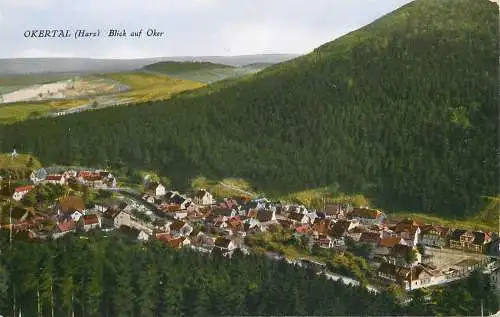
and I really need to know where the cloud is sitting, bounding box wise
[19,48,74,58]
[0,0,57,10]
[0,0,413,58]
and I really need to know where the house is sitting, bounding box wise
[277,219,294,230]
[78,214,100,232]
[44,174,66,185]
[378,262,434,290]
[347,226,365,242]
[349,207,385,225]
[420,225,450,248]
[348,207,385,225]
[118,225,149,241]
[288,211,309,224]
[257,209,276,223]
[330,219,358,238]
[394,219,421,247]
[211,207,237,219]
[168,221,193,237]
[213,220,229,234]
[193,189,215,206]
[162,192,191,209]
[55,196,86,219]
[52,220,75,239]
[172,211,188,220]
[226,218,244,235]
[359,231,382,246]
[385,244,421,267]
[219,198,239,210]
[101,208,133,228]
[191,232,216,249]
[77,171,103,186]
[31,168,47,184]
[375,236,407,256]
[316,235,337,249]
[244,218,262,232]
[12,185,34,201]
[295,224,312,235]
[154,183,166,197]
[157,233,191,249]
[312,219,334,237]
[449,230,491,253]
[214,237,237,253]
[324,204,347,219]
[145,195,162,205]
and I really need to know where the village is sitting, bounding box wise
[1,162,499,295]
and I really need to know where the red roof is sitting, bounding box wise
[295,224,310,233]
[14,185,34,193]
[57,220,75,233]
[46,175,63,181]
[83,174,102,181]
[82,214,99,225]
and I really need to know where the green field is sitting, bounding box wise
[95,72,205,103]
[0,73,80,94]
[0,71,205,124]
[0,99,88,124]
[0,153,41,170]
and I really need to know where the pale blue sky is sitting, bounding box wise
[0,0,412,58]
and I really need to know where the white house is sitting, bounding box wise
[193,189,215,206]
[78,214,100,232]
[168,221,193,237]
[137,230,150,241]
[214,237,237,253]
[12,185,34,201]
[102,209,132,228]
[52,220,75,239]
[70,211,83,222]
[44,174,66,185]
[155,184,166,197]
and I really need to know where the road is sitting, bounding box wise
[321,271,379,293]
[263,252,379,294]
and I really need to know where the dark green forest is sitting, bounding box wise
[0,233,497,316]
[0,0,498,217]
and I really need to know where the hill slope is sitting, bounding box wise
[0,0,497,217]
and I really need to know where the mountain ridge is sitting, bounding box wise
[0,54,298,75]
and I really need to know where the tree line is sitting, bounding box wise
[0,232,497,316]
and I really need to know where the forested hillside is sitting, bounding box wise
[0,234,496,316]
[0,0,498,217]
[0,234,398,316]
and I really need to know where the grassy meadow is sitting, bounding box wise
[97,72,205,103]
[0,71,206,124]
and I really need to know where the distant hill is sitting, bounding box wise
[0,0,497,218]
[0,54,298,76]
[143,61,267,83]
[243,63,275,68]
[144,61,234,74]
